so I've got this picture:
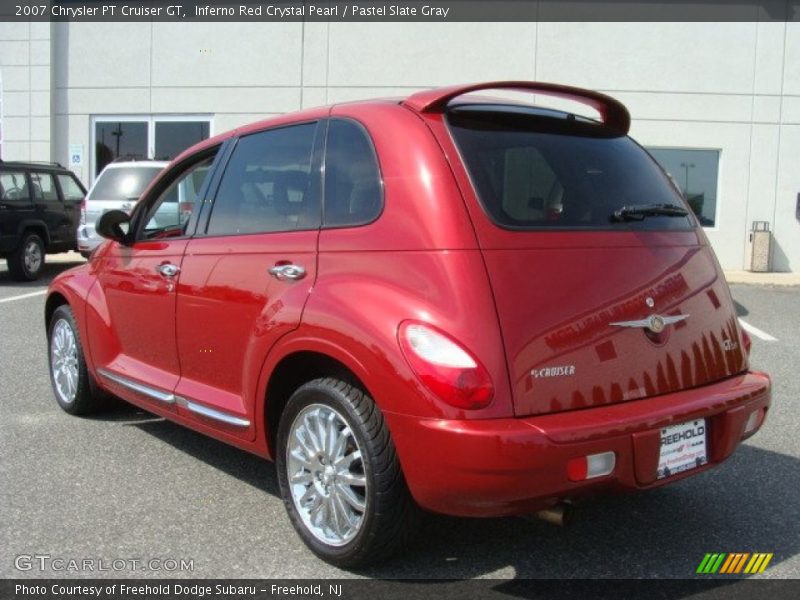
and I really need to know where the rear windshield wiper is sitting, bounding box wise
[611,203,689,222]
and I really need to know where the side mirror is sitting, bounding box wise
[96,209,132,244]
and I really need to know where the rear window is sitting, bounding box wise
[88,166,163,202]
[448,106,693,231]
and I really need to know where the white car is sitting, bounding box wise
[77,161,168,256]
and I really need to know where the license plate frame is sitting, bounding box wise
[657,419,708,479]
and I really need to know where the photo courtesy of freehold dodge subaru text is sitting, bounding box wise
[44,81,770,567]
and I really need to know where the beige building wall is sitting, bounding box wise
[1,21,799,271]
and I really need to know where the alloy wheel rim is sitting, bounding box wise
[286,403,368,546]
[24,240,42,274]
[50,320,78,404]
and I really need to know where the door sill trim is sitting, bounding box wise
[96,368,250,428]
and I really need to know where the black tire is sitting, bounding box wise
[276,377,420,568]
[47,304,105,415]
[7,231,45,281]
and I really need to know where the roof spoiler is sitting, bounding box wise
[402,81,631,134]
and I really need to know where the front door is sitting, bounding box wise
[174,121,323,437]
[86,151,219,412]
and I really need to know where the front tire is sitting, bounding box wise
[8,232,45,281]
[48,305,104,415]
[276,378,420,568]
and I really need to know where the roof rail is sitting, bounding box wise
[403,81,631,134]
[0,159,65,168]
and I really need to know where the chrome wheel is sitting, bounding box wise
[24,239,42,274]
[286,403,368,547]
[50,319,78,404]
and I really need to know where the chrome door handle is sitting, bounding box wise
[268,264,306,281]
[156,263,180,278]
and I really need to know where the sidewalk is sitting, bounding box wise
[723,271,800,286]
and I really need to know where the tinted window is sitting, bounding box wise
[207,123,319,236]
[155,121,211,161]
[0,171,31,204]
[324,119,382,227]
[57,174,85,201]
[30,173,59,202]
[88,166,164,202]
[448,107,693,230]
[647,148,719,227]
[95,121,148,175]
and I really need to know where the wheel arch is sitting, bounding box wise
[18,220,50,247]
[263,348,371,458]
[44,291,69,329]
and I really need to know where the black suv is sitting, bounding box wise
[0,161,86,280]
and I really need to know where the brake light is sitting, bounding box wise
[79,199,86,225]
[398,321,493,410]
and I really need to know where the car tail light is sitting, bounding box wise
[398,321,493,410]
[79,199,87,225]
[741,328,752,355]
[567,452,616,481]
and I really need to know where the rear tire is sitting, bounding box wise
[48,305,105,415]
[8,232,45,281]
[276,377,420,568]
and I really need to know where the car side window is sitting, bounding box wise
[139,155,216,240]
[0,171,31,204]
[30,173,59,202]
[323,119,382,227]
[206,123,320,236]
[57,175,85,201]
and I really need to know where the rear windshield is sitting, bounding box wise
[88,166,163,202]
[448,106,694,231]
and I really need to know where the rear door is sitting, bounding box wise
[55,173,86,240]
[174,121,323,438]
[0,169,34,252]
[30,172,70,245]
[439,107,747,416]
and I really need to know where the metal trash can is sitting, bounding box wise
[749,221,772,272]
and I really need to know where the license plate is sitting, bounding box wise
[657,419,708,479]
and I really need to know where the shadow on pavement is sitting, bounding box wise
[0,258,85,287]
[128,412,799,579]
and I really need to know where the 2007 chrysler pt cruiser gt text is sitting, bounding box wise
[45,81,771,567]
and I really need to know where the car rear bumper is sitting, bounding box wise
[76,225,102,252]
[386,371,771,517]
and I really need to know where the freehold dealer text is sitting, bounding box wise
[16,584,343,597]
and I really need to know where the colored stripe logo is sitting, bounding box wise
[696,553,773,574]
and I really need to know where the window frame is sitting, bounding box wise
[90,114,214,182]
[129,142,227,244]
[196,120,325,239]
[54,173,87,203]
[320,117,385,230]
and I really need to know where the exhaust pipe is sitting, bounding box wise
[531,502,574,526]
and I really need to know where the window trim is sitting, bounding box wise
[320,117,385,230]
[90,114,214,182]
[129,143,226,243]
[196,119,324,239]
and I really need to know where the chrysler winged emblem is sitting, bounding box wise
[609,313,689,333]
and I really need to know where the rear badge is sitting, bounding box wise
[531,365,576,379]
[610,313,689,333]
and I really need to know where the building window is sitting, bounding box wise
[647,148,720,228]
[92,116,213,178]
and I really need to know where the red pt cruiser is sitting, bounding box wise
[45,82,771,567]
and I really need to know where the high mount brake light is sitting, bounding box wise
[398,321,493,410]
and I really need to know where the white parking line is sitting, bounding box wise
[739,318,778,342]
[0,290,47,304]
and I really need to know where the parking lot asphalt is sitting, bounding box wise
[1,257,798,579]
